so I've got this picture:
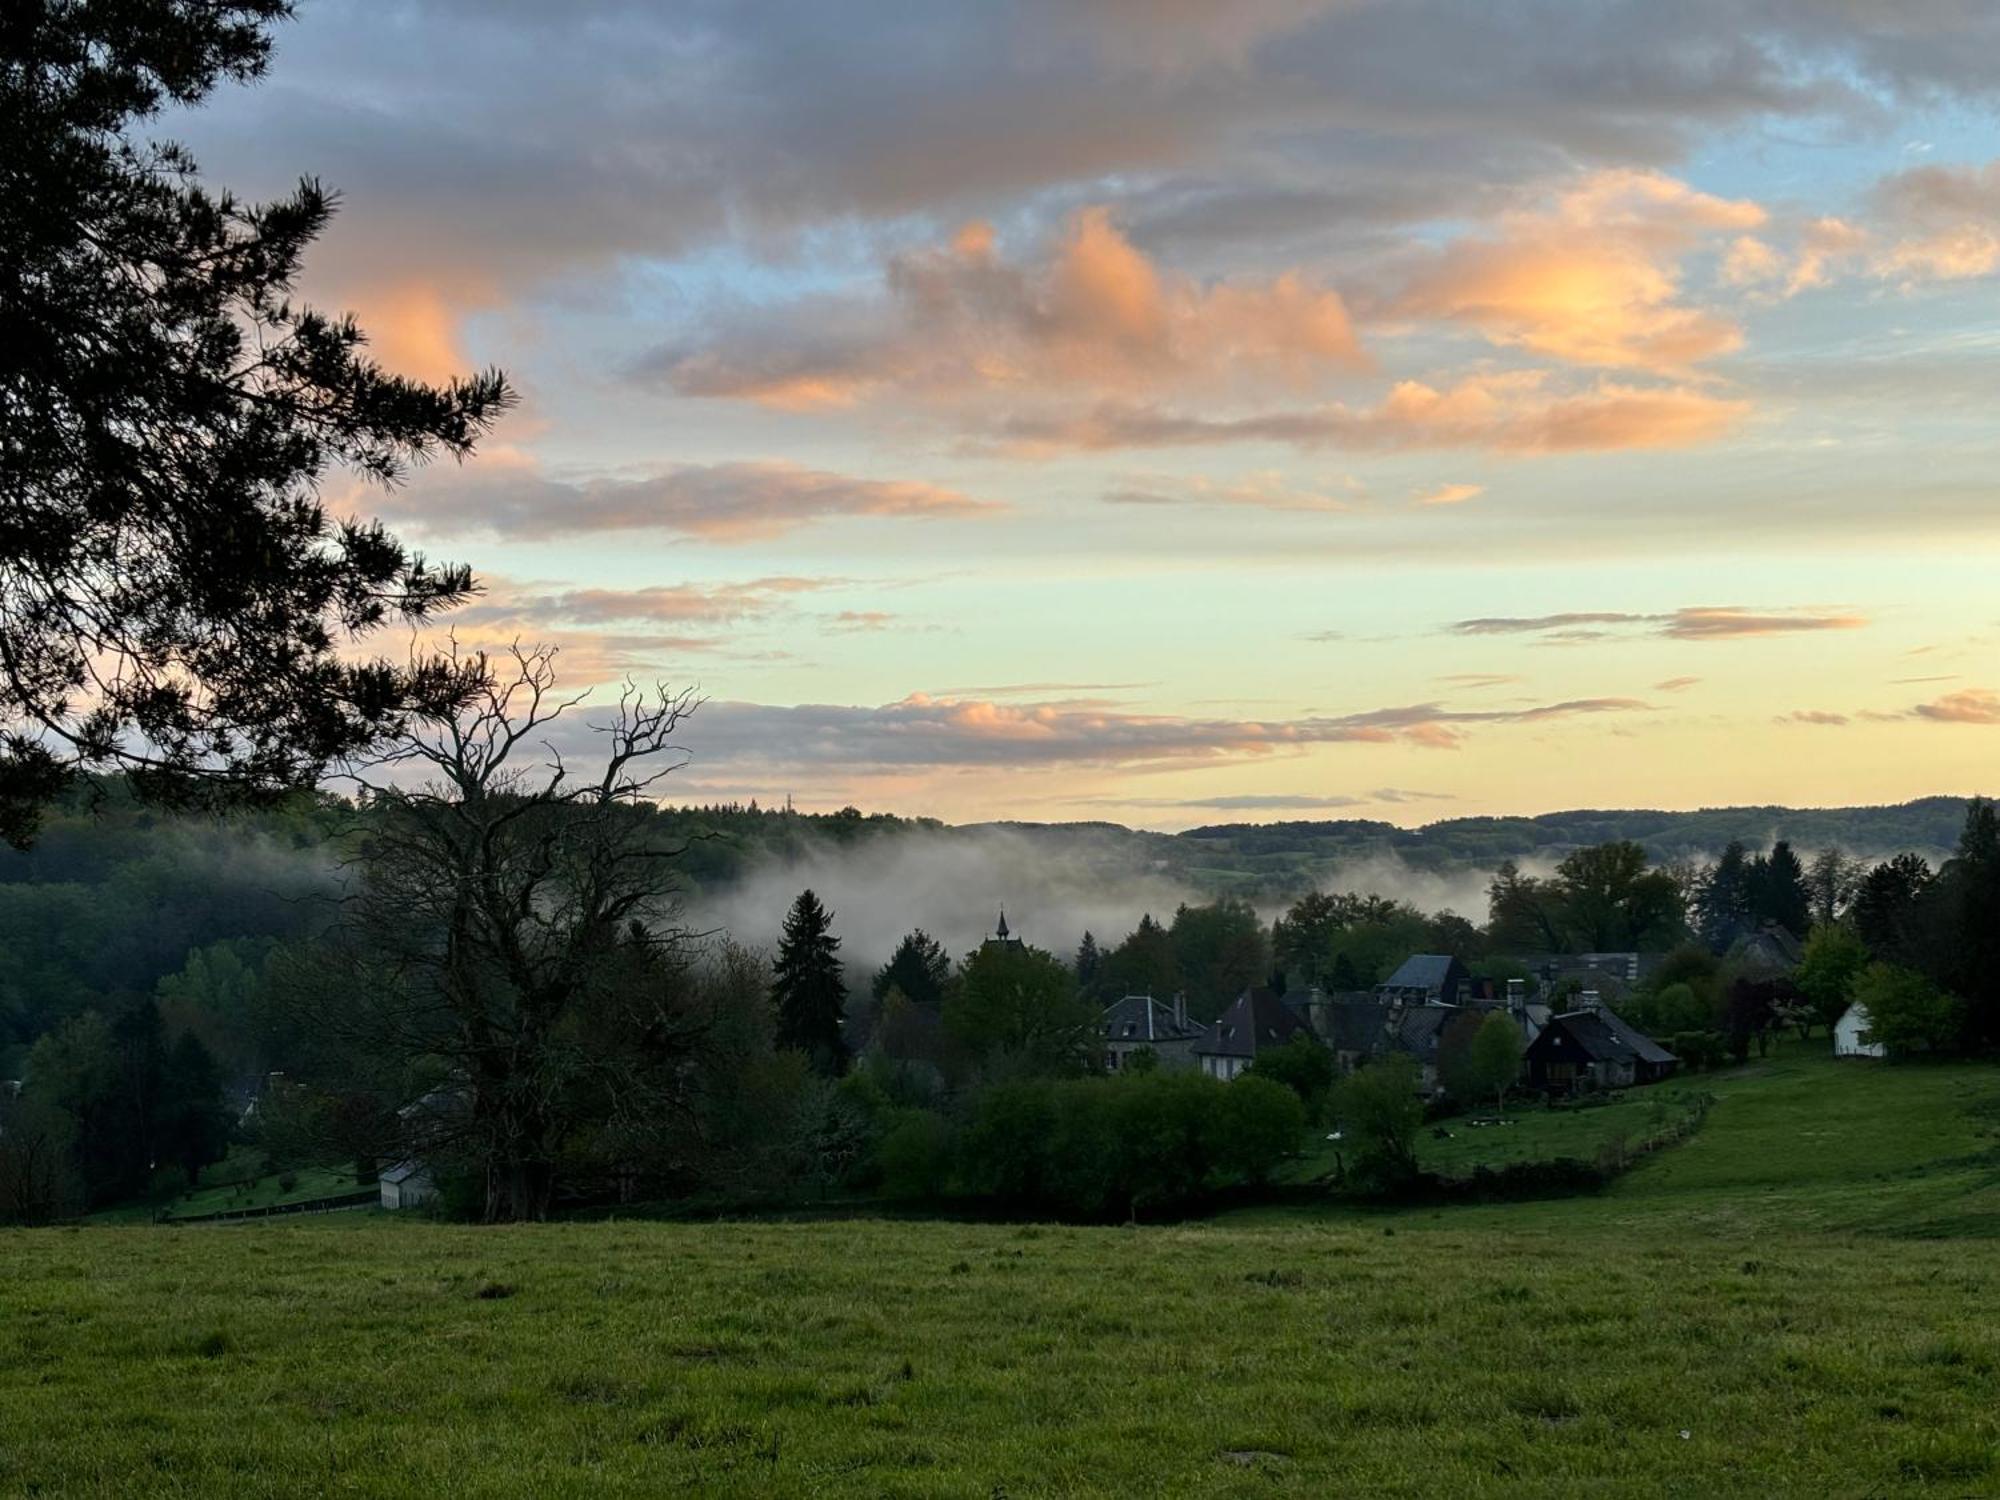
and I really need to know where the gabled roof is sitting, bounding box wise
[1322,997,1392,1052]
[1385,1003,1457,1059]
[1100,994,1202,1044]
[1528,1005,1676,1066]
[1195,988,1313,1060]
[1381,954,1464,993]
[1590,1004,1678,1065]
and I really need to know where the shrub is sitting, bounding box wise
[874,1109,952,1201]
[1209,1075,1305,1185]
[1851,964,1964,1056]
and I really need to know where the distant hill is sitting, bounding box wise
[936,798,1963,899]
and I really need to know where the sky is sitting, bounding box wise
[173,1,2000,829]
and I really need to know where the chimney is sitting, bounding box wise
[1173,992,1187,1031]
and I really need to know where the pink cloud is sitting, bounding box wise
[685,692,1652,771]
[380,454,999,542]
[993,372,1746,454]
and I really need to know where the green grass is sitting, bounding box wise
[1282,1086,1706,1184]
[4,1046,1999,1496]
[86,1164,366,1225]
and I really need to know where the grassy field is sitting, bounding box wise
[87,1165,368,1225]
[4,1046,1998,1497]
[1281,1085,1710,1184]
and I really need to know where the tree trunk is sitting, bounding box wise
[486,1155,554,1222]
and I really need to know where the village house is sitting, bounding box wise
[1193,988,1316,1080]
[1100,993,1203,1072]
[1377,953,1471,1006]
[1522,991,1678,1094]
[1381,1001,1459,1094]
[1833,1001,1888,1059]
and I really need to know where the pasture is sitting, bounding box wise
[4,1049,1997,1497]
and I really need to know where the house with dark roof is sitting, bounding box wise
[1193,988,1317,1081]
[1307,993,1394,1073]
[1380,1002,1461,1093]
[1100,993,1203,1072]
[1378,954,1471,1006]
[1522,994,1678,1093]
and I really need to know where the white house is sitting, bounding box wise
[1833,1002,1887,1059]
[378,1160,436,1210]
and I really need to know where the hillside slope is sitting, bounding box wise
[4,1049,1996,1496]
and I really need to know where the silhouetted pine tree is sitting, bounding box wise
[0,1,512,845]
[871,929,950,1009]
[773,890,849,1076]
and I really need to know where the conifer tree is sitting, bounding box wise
[871,928,950,1009]
[1,1,513,844]
[1074,931,1101,992]
[772,890,849,1076]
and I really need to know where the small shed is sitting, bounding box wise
[1833,1002,1887,1059]
[378,1160,436,1211]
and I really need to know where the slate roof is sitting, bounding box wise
[1322,997,1393,1053]
[1196,988,1313,1060]
[1381,954,1462,993]
[1531,1005,1676,1066]
[1385,1003,1458,1060]
[1590,1004,1678,1065]
[1101,994,1203,1044]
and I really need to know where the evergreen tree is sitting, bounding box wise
[1074,931,1102,993]
[1932,799,2000,1051]
[872,929,950,1009]
[0,1,513,845]
[1099,914,1177,1000]
[1695,842,1754,950]
[1852,853,1933,963]
[1753,840,1812,937]
[772,890,849,1076]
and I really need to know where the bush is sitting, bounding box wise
[1851,964,1964,1056]
[952,1070,1306,1220]
[1210,1075,1305,1185]
[874,1109,952,1200]
[1331,1055,1424,1190]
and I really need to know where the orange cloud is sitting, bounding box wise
[348,279,499,385]
[664,206,1366,408]
[1415,482,1484,506]
[1394,170,1764,374]
[1912,688,2000,724]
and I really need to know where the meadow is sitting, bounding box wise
[3,1048,1997,1498]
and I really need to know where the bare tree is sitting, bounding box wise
[301,644,702,1221]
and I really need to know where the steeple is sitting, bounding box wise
[996,909,1010,940]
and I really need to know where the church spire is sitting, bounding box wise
[996,909,1010,940]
